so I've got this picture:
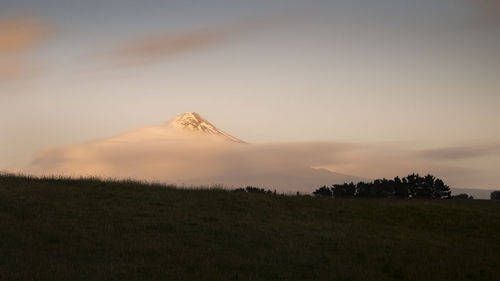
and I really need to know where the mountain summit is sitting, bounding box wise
[167,112,245,143]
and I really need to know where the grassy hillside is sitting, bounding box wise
[0,174,499,281]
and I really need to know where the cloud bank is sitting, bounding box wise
[419,144,500,160]
[26,129,364,192]
[19,119,496,192]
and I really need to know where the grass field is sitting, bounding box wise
[0,174,499,281]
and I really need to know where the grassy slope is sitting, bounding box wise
[0,175,499,281]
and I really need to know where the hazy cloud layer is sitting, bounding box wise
[19,122,493,192]
[27,137,364,192]
[419,144,500,160]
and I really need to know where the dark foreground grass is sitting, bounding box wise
[0,174,499,281]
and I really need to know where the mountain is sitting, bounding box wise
[166,112,245,143]
[105,112,245,144]
[26,112,363,193]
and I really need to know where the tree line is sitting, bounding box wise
[313,174,453,199]
[232,173,500,200]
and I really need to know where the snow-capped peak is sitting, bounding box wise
[167,112,245,143]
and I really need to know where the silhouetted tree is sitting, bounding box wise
[432,178,451,199]
[407,173,431,198]
[332,182,355,198]
[356,182,374,198]
[406,174,450,199]
[313,186,333,197]
[491,191,500,200]
[378,178,396,197]
[394,176,408,198]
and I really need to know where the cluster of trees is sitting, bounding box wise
[230,174,500,200]
[314,174,452,199]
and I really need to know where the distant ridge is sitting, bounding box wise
[451,188,495,200]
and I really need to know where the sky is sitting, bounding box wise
[1,0,499,189]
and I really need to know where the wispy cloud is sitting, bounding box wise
[0,16,50,81]
[419,144,500,160]
[92,17,284,69]
[111,29,225,65]
[0,16,49,54]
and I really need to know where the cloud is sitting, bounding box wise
[0,16,50,81]
[93,17,284,69]
[19,120,493,192]
[26,135,486,191]
[27,139,365,192]
[20,124,365,192]
[0,16,49,55]
[418,144,500,160]
[109,29,227,66]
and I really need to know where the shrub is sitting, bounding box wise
[313,186,332,197]
[491,191,500,200]
[452,194,473,200]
